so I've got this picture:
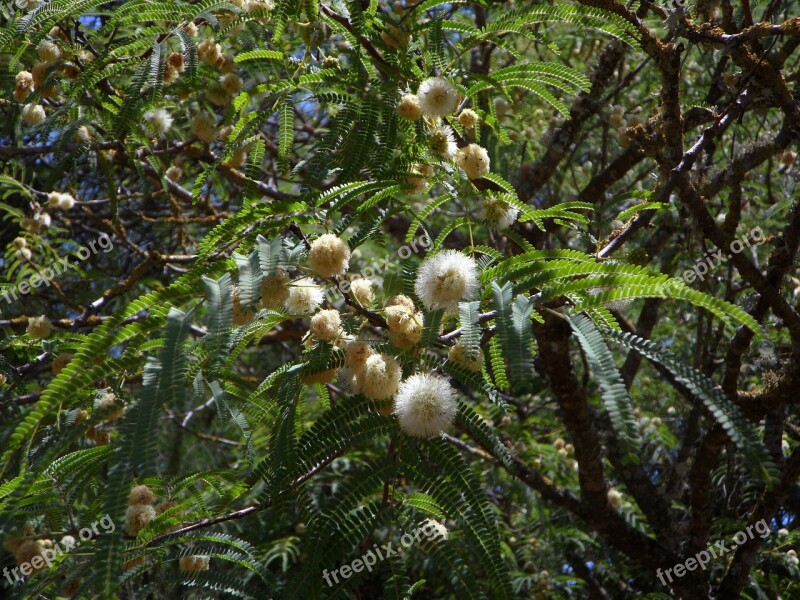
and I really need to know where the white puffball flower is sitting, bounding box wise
[417,77,459,117]
[393,373,458,438]
[37,40,61,64]
[480,196,519,229]
[27,315,52,339]
[143,108,173,136]
[414,249,479,313]
[190,113,217,143]
[22,103,46,125]
[455,144,490,180]
[308,233,351,278]
[607,489,623,509]
[284,277,324,315]
[397,94,422,120]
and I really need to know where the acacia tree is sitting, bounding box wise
[1,0,799,598]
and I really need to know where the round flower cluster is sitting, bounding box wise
[310,309,342,341]
[393,373,458,438]
[191,113,218,143]
[125,484,157,536]
[46,191,77,210]
[480,196,519,229]
[417,78,459,117]
[448,339,483,372]
[349,278,374,305]
[385,295,423,350]
[309,233,351,278]
[14,237,31,262]
[414,250,479,313]
[455,144,490,180]
[284,277,324,315]
[27,315,52,339]
[22,103,45,125]
[179,555,210,572]
[351,352,402,402]
[143,108,173,136]
[260,269,291,309]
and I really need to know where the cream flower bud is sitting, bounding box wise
[417,77,459,117]
[220,72,243,95]
[0,374,6,386]
[15,247,32,262]
[232,286,255,325]
[22,103,46,125]
[301,368,339,385]
[454,144,490,180]
[457,108,479,129]
[183,22,199,37]
[260,269,290,309]
[37,41,61,64]
[345,339,373,370]
[418,518,448,552]
[179,555,210,572]
[125,504,157,536]
[448,339,483,372]
[197,39,222,65]
[205,84,231,107]
[13,237,27,249]
[27,315,52,339]
[163,63,180,84]
[309,233,351,278]
[15,540,46,573]
[167,52,185,71]
[349,278,374,305]
[406,163,434,193]
[607,489,623,509]
[143,108,173,136]
[414,250,479,313]
[190,113,217,143]
[393,373,457,438]
[47,192,62,208]
[385,295,423,348]
[57,193,76,210]
[129,484,156,506]
[14,71,33,102]
[351,353,401,400]
[51,352,72,375]
[397,94,422,120]
[284,277,324,315]
[310,309,342,341]
[166,166,182,182]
